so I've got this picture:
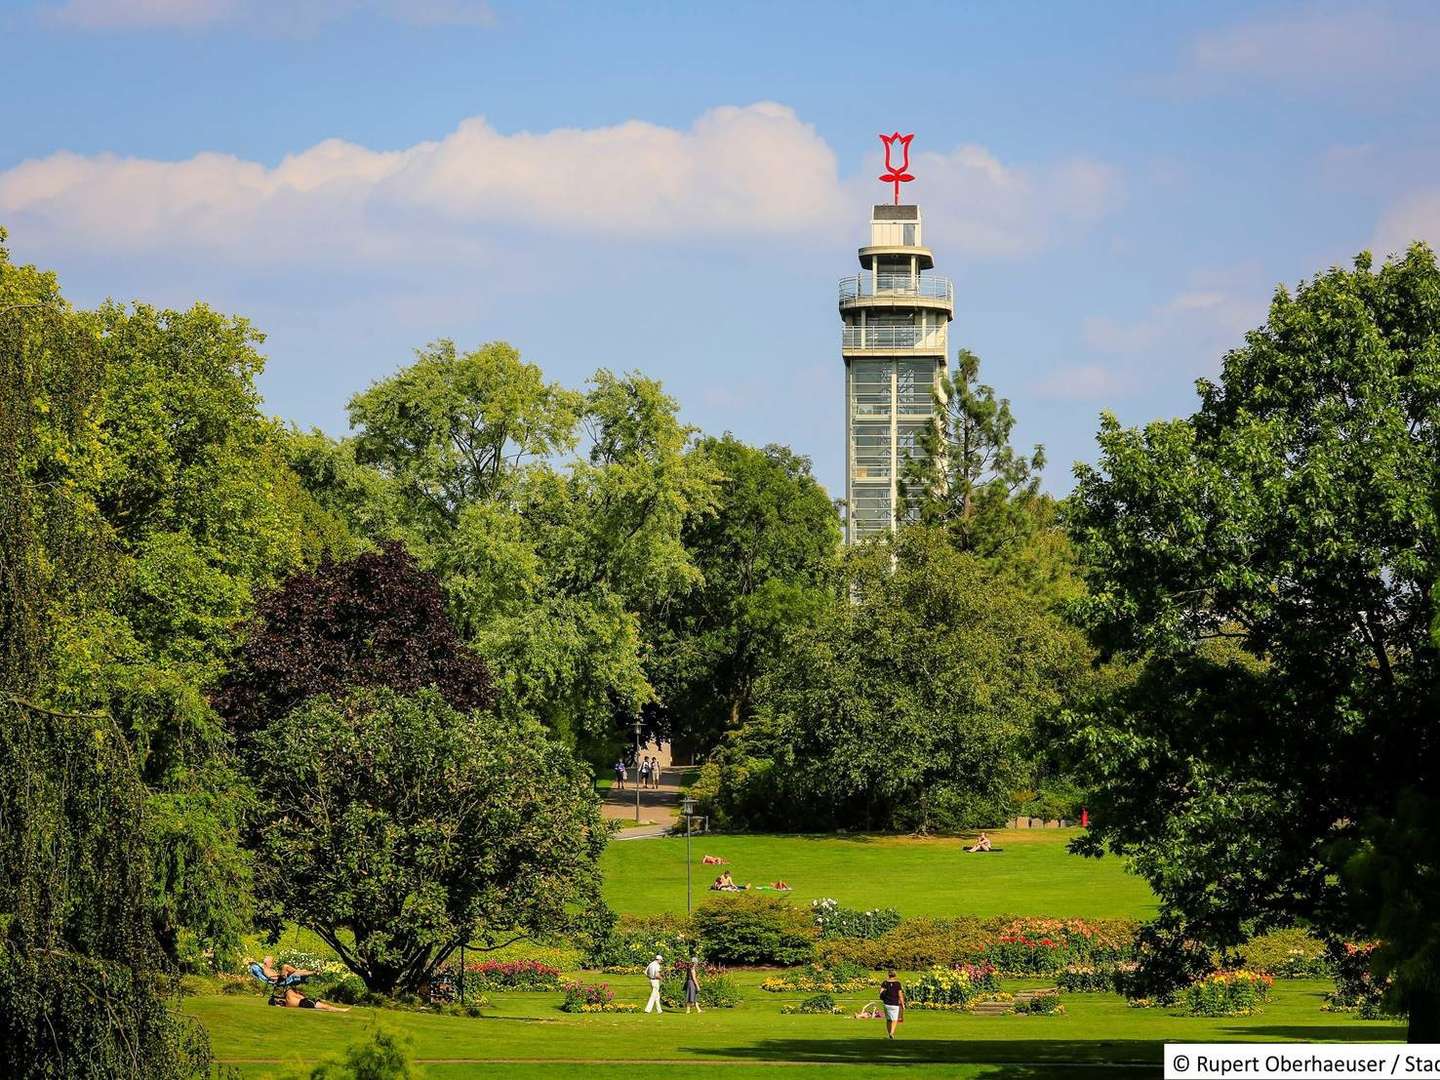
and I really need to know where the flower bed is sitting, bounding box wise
[905,964,999,1010]
[560,980,636,1013]
[759,961,872,993]
[1184,971,1273,1017]
[811,898,902,940]
[459,959,562,991]
[814,915,1139,973]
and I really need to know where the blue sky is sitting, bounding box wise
[4,0,1439,498]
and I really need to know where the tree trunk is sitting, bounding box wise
[1409,986,1440,1043]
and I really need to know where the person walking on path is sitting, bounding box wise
[644,954,664,1014]
[650,754,662,788]
[614,759,627,791]
[683,956,703,1014]
[879,969,905,1039]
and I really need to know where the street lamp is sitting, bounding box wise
[682,794,696,914]
[633,719,643,824]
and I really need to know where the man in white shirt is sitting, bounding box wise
[644,954,664,1013]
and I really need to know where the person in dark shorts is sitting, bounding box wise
[879,969,905,1038]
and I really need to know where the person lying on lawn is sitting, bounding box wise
[252,956,352,1011]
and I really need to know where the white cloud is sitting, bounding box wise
[1072,272,1268,397]
[1182,6,1439,92]
[1374,189,1440,259]
[850,146,1121,259]
[0,105,1120,267]
[43,0,495,30]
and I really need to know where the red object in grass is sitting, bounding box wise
[1081,807,1089,828]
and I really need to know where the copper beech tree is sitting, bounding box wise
[215,541,494,745]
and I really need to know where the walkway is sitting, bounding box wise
[601,739,682,837]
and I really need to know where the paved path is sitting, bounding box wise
[601,740,682,835]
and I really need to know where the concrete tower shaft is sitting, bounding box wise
[839,203,953,544]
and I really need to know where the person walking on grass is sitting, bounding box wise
[644,954,664,1014]
[879,969,905,1039]
[683,956,703,1014]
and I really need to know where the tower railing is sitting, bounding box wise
[842,324,948,350]
[838,274,953,304]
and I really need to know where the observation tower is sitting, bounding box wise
[839,133,953,543]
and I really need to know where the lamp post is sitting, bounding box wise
[682,794,695,914]
[633,719,643,824]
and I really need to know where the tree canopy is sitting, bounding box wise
[252,687,607,994]
[1066,245,1440,1040]
[696,526,1093,832]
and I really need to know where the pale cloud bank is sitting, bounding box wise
[1182,5,1439,92]
[0,104,1121,267]
[42,0,496,30]
[1374,190,1440,260]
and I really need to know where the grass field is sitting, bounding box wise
[194,831,1372,1078]
[192,972,1401,1079]
[601,829,1155,920]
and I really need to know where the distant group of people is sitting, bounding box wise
[611,735,666,792]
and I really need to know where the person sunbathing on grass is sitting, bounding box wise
[965,832,992,853]
[249,956,351,1012]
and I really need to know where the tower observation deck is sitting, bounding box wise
[839,202,953,543]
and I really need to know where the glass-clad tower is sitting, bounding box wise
[839,203,953,543]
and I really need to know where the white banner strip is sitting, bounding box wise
[1165,1044,1436,1079]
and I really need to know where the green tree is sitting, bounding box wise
[323,347,718,760]
[251,687,607,995]
[903,348,1046,555]
[349,339,582,530]
[0,233,210,1078]
[646,436,839,752]
[54,299,348,968]
[699,527,1091,831]
[1066,246,1440,1040]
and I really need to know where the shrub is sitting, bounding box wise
[810,899,903,940]
[692,894,817,966]
[660,971,742,1009]
[1113,922,1216,1005]
[276,1026,418,1080]
[584,913,697,971]
[814,915,1139,973]
[275,950,348,977]
[759,961,872,993]
[1238,929,1330,979]
[905,965,999,1009]
[1323,941,1397,1018]
[1017,990,1065,1015]
[457,959,562,991]
[1184,971,1274,1017]
[1056,964,1116,993]
[324,975,374,1005]
[559,981,635,1013]
[781,993,843,1015]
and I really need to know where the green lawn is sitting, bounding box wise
[193,973,1401,1079]
[601,830,1155,920]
